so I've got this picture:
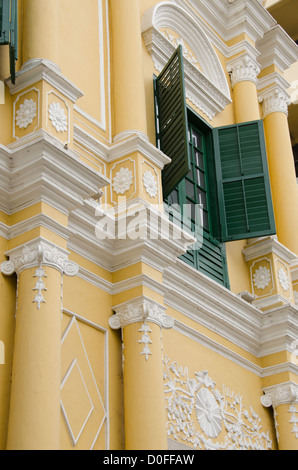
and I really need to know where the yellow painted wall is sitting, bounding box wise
[0,0,297,451]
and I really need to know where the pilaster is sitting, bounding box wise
[227,50,261,123]
[243,236,298,311]
[109,296,174,450]
[261,382,298,450]
[257,27,298,255]
[1,238,78,450]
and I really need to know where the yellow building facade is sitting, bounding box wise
[0,0,298,451]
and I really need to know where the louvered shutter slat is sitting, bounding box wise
[155,46,191,199]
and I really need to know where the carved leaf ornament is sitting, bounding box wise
[163,357,272,450]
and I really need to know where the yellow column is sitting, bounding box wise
[110,0,147,141]
[262,383,298,450]
[259,85,298,255]
[109,297,173,450]
[22,0,59,64]
[1,239,78,450]
[225,52,261,293]
[227,53,261,123]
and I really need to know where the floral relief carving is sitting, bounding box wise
[195,388,222,438]
[16,98,37,129]
[163,357,272,450]
[33,266,47,310]
[49,102,68,133]
[138,321,153,361]
[112,167,133,195]
[143,170,158,198]
[162,31,199,69]
[253,266,271,290]
[289,404,298,439]
[278,268,289,292]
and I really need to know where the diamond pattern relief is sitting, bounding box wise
[61,316,107,450]
[61,359,94,446]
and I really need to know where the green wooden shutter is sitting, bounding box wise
[155,45,190,199]
[213,120,276,242]
[0,0,17,84]
[0,0,10,44]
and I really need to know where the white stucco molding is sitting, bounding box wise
[141,1,231,120]
[0,132,110,215]
[6,59,84,103]
[109,295,174,330]
[256,25,298,73]
[261,382,298,408]
[1,237,79,277]
[227,52,261,87]
[243,236,298,265]
[258,82,291,118]
[74,126,171,171]
[182,0,276,43]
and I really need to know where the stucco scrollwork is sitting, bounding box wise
[163,357,273,450]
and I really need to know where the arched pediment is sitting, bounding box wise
[141,1,231,120]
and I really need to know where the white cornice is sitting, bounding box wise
[6,59,84,103]
[68,198,195,273]
[163,258,298,357]
[242,236,298,264]
[181,0,276,42]
[0,132,110,215]
[256,25,298,72]
[74,125,170,170]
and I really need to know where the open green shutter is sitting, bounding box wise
[0,0,10,44]
[155,45,190,199]
[213,120,276,242]
[0,0,17,84]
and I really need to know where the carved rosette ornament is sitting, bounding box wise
[1,238,79,310]
[109,296,174,361]
[16,98,37,129]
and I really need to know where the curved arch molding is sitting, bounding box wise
[141,1,232,120]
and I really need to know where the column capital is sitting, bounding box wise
[259,86,291,118]
[1,238,78,277]
[261,382,298,409]
[227,53,261,88]
[258,73,291,118]
[109,296,174,330]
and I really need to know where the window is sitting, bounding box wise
[0,0,18,84]
[155,46,276,288]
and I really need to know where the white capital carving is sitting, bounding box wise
[261,382,298,409]
[109,296,174,330]
[227,54,261,87]
[1,238,79,277]
[258,86,291,118]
